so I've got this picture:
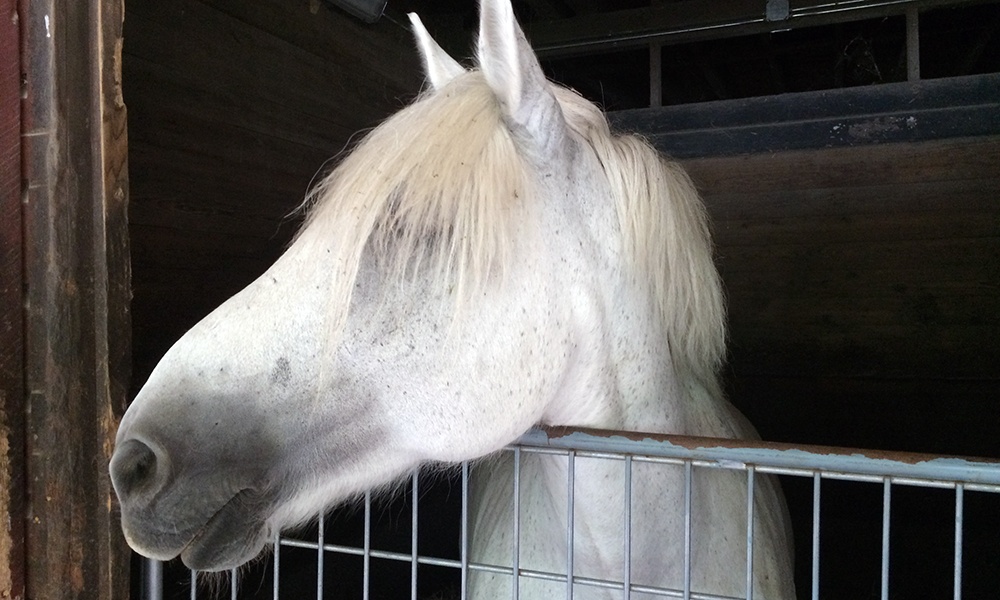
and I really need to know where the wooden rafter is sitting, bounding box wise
[528,0,986,57]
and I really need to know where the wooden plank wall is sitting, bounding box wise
[683,136,1000,457]
[124,0,423,388]
[680,136,1000,598]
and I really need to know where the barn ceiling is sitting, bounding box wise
[379,0,1000,109]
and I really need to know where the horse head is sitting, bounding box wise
[111,0,724,574]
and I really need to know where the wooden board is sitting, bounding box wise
[19,0,131,597]
[679,136,1000,454]
[0,0,24,595]
[611,73,1000,157]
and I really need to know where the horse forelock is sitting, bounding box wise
[296,71,531,334]
[297,72,724,395]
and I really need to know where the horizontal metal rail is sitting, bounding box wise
[519,427,1000,491]
[147,426,1000,600]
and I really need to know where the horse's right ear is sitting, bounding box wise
[409,13,466,91]
[477,0,570,162]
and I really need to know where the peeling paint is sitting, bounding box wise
[524,427,1000,489]
[846,116,917,140]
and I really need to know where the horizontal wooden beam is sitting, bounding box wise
[609,73,1000,158]
[528,0,985,58]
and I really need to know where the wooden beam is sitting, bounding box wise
[522,0,573,20]
[530,0,981,58]
[20,0,131,597]
[610,73,1000,157]
[0,0,25,595]
[561,0,603,16]
[684,136,1000,381]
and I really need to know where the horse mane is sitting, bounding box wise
[297,71,529,332]
[554,86,727,397]
[298,71,724,397]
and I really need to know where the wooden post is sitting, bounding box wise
[906,6,920,82]
[650,43,663,108]
[1,0,26,595]
[649,0,664,108]
[19,0,131,597]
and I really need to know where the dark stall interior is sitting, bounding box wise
[122,0,999,598]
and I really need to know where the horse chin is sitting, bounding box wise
[178,489,273,572]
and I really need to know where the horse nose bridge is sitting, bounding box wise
[110,437,170,505]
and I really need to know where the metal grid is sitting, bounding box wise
[144,427,1000,600]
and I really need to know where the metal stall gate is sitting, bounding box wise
[143,427,1000,600]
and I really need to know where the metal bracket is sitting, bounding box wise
[766,0,790,22]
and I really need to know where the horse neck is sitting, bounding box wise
[611,312,757,440]
[544,258,745,440]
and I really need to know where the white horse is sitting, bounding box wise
[110,1,795,598]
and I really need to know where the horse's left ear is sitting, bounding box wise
[409,13,466,91]
[477,0,569,159]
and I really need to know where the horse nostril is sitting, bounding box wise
[110,439,161,500]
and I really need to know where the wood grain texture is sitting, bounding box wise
[1,0,25,595]
[19,0,130,597]
[681,137,1000,454]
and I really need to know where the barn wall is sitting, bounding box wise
[683,136,1000,457]
[124,0,423,387]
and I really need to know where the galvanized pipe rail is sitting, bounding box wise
[143,426,1000,600]
[521,427,1000,491]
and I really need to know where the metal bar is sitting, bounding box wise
[412,471,419,600]
[317,512,325,600]
[566,450,576,600]
[275,536,759,600]
[811,473,821,600]
[533,0,969,58]
[609,72,1000,159]
[518,428,1000,487]
[954,484,964,600]
[279,539,744,599]
[144,559,163,600]
[230,569,238,600]
[745,467,755,600]
[906,5,920,81]
[881,479,891,600]
[513,448,521,600]
[518,568,745,599]
[364,491,372,600]
[623,455,633,600]
[190,569,197,600]
[461,461,470,600]
[264,427,1000,600]
[683,460,693,600]
[273,532,280,600]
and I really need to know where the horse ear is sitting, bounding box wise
[477,0,569,158]
[409,13,466,91]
